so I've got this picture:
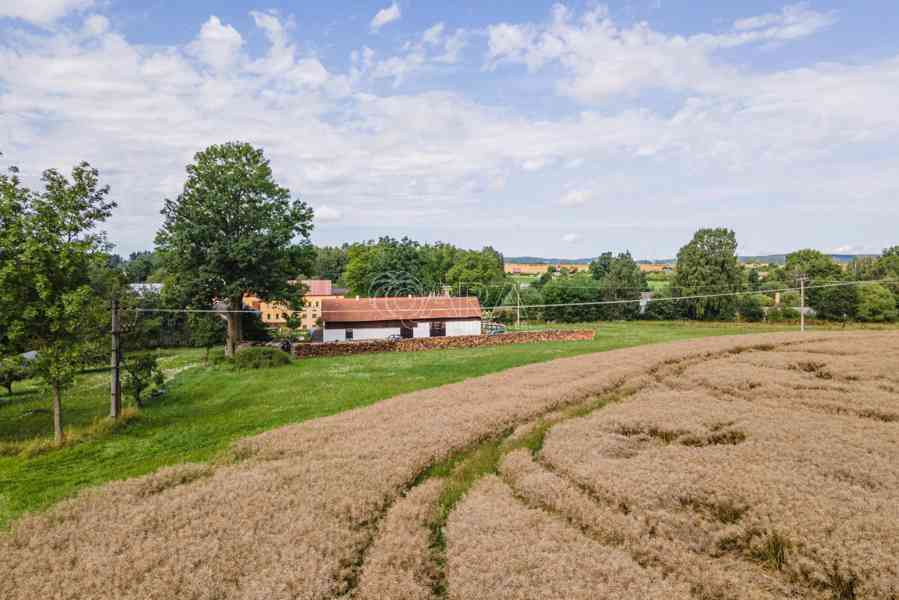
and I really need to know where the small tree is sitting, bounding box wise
[156,142,314,356]
[188,312,227,365]
[737,295,765,322]
[1,162,115,442]
[0,356,31,395]
[122,353,164,408]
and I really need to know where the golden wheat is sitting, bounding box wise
[1,332,896,599]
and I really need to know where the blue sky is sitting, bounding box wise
[2,1,898,259]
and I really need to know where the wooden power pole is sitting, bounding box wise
[110,298,122,418]
[799,275,808,333]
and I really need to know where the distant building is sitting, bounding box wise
[244,280,343,330]
[637,263,673,273]
[128,283,164,296]
[504,263,590,275]
[321,296,482,342]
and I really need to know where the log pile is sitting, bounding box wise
[293,330,596,358]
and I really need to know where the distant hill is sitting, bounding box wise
[505,254,877,266]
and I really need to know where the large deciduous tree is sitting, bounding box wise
[445,247,507,307]
[1,161,116,442]
[156,142,314,356]
[596,251,647,320]
[672,228,741,320]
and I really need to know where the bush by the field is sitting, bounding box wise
[232,346,291,370]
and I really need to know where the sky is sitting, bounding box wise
[1,1,898,259]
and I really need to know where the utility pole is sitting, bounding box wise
[798,274,808,333]
[515,283,521,329]
[110,298,122,418]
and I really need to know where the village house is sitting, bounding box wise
[243,280,343,330]
[321,296,482,342]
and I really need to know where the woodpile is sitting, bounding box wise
[293,330,595,358]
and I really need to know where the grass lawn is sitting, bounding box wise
[0,319,886,528]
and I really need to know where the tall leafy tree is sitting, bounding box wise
[342,237,428,297]
[445,247,507,307]
[855,284,897,322]
[311,245,350,282]
[589,252,613,281]
[781,249,844,311]
[597,252,647,320]
[672,228,741,320]
[156,142,313,356]
[123,250,164,283]
[1,162,115,442]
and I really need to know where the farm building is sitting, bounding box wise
[244,280,344,330]
[321,296,482,342]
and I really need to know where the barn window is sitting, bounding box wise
[400,325,414,339]
[430,321,446,337]
[346,328,353,340]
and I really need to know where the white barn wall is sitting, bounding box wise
[324,318,481,342]
[447,320,481,336]
[324,328,345,343]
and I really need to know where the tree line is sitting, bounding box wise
[493,229,898,324]
[3,143,898,443]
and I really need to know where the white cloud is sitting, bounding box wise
[422,23,444,46]
[0,0,93,26]
[559,189,591,207]
[370,3,401,32]
[188,16,244,71]
[437,29,467,64]
[360,23,469,85]
[315,205,342,222]
[562,233,582,243]
[733,3,836,40]
[486,3,837,102]
[1,6,898,257]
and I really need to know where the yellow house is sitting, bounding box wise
[243,280,342,330]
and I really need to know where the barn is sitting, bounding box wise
[321,296,482,342]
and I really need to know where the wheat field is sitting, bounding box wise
[2,332,897,599]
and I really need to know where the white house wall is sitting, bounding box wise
[323,319,480,342]
[446,320,481,336]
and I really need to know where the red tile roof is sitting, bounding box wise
[321,296,482,323]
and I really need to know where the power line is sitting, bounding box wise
[487,279,899,312]
[117,279,898,316]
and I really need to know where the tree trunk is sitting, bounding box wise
[4,382,11,395]
[52,383,64,444]
[225,297,243,357]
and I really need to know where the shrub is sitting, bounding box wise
[0,355,32,395]
[232,346,291,370]
[737,295,765,322]
[855,284,897,322]
[766,306,799,322]
[814,285,858,321]
[122,353,164,408]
